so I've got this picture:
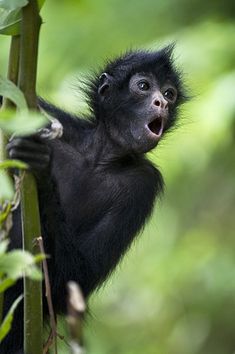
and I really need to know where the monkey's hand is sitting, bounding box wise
[6,135,51,177]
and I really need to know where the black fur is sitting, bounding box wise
[1,46,185,353]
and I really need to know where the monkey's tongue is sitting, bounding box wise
[148,118,164,137]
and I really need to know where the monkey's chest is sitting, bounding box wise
[56,162,158,233]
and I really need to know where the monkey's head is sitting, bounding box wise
[87,45,186,154]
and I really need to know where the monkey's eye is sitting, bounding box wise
[137,80,150,91]
[163,87,177,103]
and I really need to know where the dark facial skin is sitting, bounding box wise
[123,72,177,153]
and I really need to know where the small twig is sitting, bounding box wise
[37,236,58,354]
[43,329,67,354]
[67,281,86,354]
[43,330,53,354]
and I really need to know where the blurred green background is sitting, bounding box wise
[1,0,235,353]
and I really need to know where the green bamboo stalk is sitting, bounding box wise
[6,36,20,90]
[3,35,20,110]
[18,1,43,353]
[0,35,20,324]
[0,35,20,161]
[20,174,43,354]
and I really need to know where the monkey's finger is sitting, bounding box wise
[8,148,50,164]
[7,138,50,154]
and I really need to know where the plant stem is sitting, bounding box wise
[18,1,43,353]
[7,36,20,85]
[2,35,20,110]
[0,35,21,323]
[21,175,43,354]
[37,236,58,354]
[0,35,20,160]
[18,3,41,109]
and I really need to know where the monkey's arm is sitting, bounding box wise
[52,167,162,304]
[51,181,157,311]
[38,98,94,144]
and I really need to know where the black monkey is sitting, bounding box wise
[1,46,186,353]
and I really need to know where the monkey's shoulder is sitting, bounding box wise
[99,156,164,200]
[110,155,162,180]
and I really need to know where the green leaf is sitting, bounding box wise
[0,250,36,278]
[0,76,27,110]
[34,253,47,263]
[0,109,47,135]
[0,203,11,224]
[0,8,22,36]
[0,249,43,281]
[0,277,15,293]
[0,0,28,11]
[0,0,45,36]
[0,170,14,200]
[0,294,23,342]
[0,159,28,170]
[0,241,8,256]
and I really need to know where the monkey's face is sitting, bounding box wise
[99,72,180,154]
[126,72,178,153]
[94,47,186,154]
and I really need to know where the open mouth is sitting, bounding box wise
[147,117,164,138]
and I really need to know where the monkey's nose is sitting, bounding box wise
[153,96,168,110]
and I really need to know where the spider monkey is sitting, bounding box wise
[1,45,186,353]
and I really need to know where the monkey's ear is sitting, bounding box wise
[98,73,113,97]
